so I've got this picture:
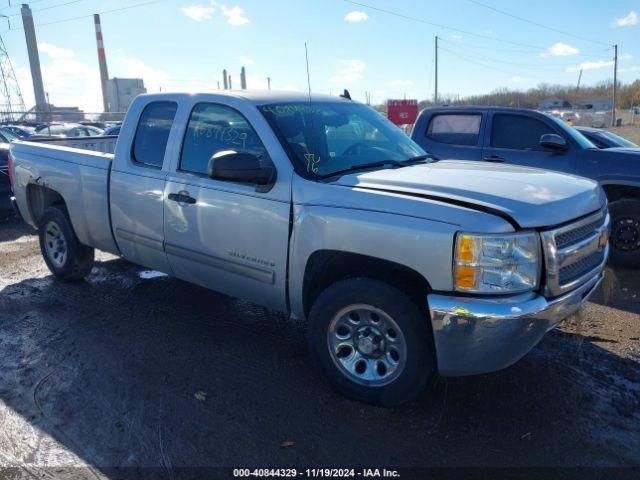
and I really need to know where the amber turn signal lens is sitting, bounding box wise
[455,266,476,289]
[457,236,475,263]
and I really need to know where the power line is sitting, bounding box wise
[1,0,168,32]
[440,38,610,58]
[7,0,88,17]
[465,0,610,47]
[438,45,549,81]
[344,0,552,51]
[439,38,589,71]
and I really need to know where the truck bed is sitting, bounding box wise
[10,138,118,255]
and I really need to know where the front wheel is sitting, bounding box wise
[609,199,640,268]
[38,206,95,280]
[307,278,436,406]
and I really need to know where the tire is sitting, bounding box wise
[307,278,437,406]
[38,206,95,280]
[609,199,640,268]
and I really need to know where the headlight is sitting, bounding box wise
[454,231,541,294]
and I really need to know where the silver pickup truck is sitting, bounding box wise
[10,92,609,406]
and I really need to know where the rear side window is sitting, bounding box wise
[426,114,481,146]
[491,114,555,150]
[132,101,178,168]
[180,103,269,176]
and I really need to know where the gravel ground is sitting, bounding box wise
[0,216,638,478]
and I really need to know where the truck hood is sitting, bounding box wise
[331,160,605,229]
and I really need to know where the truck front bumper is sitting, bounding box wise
[428,272,604,376]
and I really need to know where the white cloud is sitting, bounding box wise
[614,11,638,27]
[450,34,463,40]
[566,59,614,72]
[38,42,74,59]
[344,11,368,22]
[118,57,170,91]
[181,5,214,22]
[511,76,530,83]
[389,79,415,87]
[220,3,249,25]
[620,53,633,60]
[541,42,580,57]
[619,66,640,73]
[330,59,366,83]
[237,55,254,65]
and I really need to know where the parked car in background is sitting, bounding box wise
[0,143,11,214]
[0,127,18,143]
[10,92,608,405]
[3,125,36,138]
[575,126,638,149]
[412,106,640,266]
[102,125,121,136]
[34,123,104,137]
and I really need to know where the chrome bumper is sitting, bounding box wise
[428,272,604,377]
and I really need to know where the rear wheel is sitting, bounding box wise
[38,206,94,280]
[307,278,436,406]
[609,199,640,268]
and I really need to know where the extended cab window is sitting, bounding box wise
[426,114,481,146]
[132,101,178,168]
[491,114,555,150]
[180,103,270,176]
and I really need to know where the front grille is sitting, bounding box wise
[559,250,605,284]
[555,218,604,249]
[541,209,609,297]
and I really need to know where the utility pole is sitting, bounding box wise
[434,36,438,104]
[612,44,618,127]
[576,69,583,91]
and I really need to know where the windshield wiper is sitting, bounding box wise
[320,155,433,180]
[319,160,407,180]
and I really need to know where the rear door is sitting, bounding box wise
[412,110,485,160]
[482,111,576,172]
[110,100,178,274]
[163,100,291,311]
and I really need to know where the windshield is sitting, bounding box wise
[259,101,427,178]
[0,128,17,142]
[546,115,597,149]
[600,130,637,148]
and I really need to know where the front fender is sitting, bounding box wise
[288,205,459,319]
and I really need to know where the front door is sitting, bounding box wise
[482,111,575,173]
[163,102,290,311]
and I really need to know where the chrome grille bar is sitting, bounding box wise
[541,209,609,297]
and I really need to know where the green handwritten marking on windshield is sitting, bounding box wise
[305,153,321,173]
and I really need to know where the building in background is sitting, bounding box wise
[576,96,614,111]
[106,78,146,114]
[538,97,573,110]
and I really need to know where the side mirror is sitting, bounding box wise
[207,150,275,186]
[540,134,567,151]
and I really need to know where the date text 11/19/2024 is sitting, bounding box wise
[233,468,401,478]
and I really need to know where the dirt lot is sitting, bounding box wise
[607,125,640,144]
[0,216,638,478]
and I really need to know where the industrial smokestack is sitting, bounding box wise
[240,66,247,90]
[94,14,110,113]
[223,69,228,90]
[20,4,46,114]
[228,74,232,90]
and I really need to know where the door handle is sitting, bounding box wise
[168,191,196,205]
[483,155,505,163]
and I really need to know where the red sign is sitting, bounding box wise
[387,99,418,125]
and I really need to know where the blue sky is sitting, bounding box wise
[1,0,638,112]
